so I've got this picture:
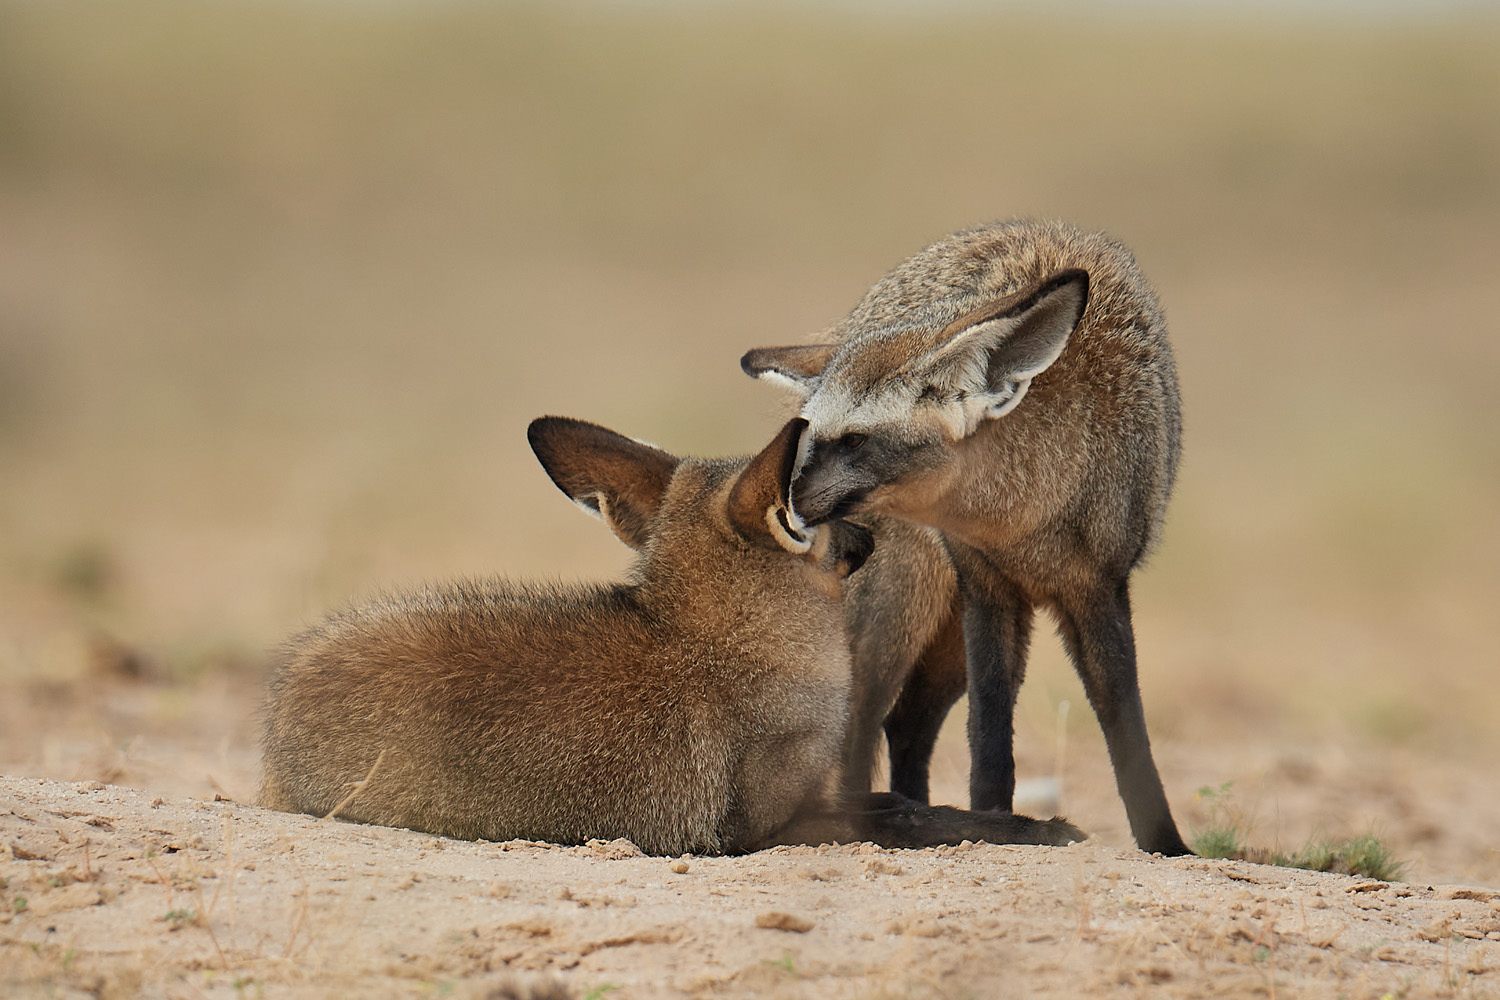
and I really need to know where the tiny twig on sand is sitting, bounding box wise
[222,812,238,943]
[1443,919,1453,988]
[202,911,229,972]
[319,749,387,823]
[283,880,310,960]
[145,851,174,911]
[195,815,234,972]
[1053,699,1070,813]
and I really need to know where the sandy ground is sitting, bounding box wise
[4,663,1500,998]
[4,6,1500,998]
[3,774,1499,1000]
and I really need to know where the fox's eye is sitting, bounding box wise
[840,432,868,452]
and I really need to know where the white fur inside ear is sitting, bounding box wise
[756,369,815,397]
[982,377,1033,421]
[766,505,813,554]
[576,492,607,520]
[783,423,815,533]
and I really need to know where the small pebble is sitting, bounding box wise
[756,911,814,933]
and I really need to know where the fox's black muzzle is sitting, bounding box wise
[793,446,876,527]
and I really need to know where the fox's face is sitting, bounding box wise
[743,269,1090,527]
[527,415,874,585]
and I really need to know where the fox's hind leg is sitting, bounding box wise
[1054,578,1191,856]
[845,792,1083,848]
[882,599,966,805]
[768,792,1084,849]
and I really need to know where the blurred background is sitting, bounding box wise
[1,1,1496,883]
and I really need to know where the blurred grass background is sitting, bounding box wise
[1,1,1497,876]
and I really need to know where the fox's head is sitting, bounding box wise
[527,415,875,588]
[741,269,1088,527]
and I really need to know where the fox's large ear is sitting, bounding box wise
[728,417,814,554]
[739,345,838,398]
[528,417,679,550]
[924,269,1089,421]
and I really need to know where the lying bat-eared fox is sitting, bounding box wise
[260,416,1082,855]
[742,219,1190,856]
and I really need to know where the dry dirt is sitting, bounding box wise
[4,5,1500,998]
[4,775,1500,1000]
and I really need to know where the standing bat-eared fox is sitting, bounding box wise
[742,218,1190,856]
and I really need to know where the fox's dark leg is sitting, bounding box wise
[851,792,1083,848]
[768,792,1084,850]
[946,542,1035,814]
[1054,578,1191,856]
[883,599,967,805]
